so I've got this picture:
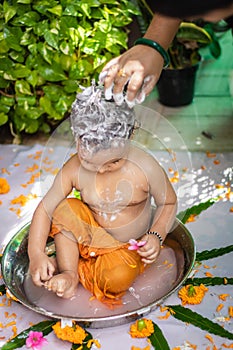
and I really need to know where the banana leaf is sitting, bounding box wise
[176,198,217,223]
[149,322,170,350]
[167,305,233,340]
[196,244,233,261]
[184,276,233,286]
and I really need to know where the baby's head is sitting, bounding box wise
[70,82,136,159]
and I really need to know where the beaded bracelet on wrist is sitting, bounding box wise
[134,38,170,68]
[146,231,163,246]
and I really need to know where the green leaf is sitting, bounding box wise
[12,11,40,27]
[0,104,11,114]
[10,64,31,79]
[62,80,78,93]
[9,50,26,63]
[209,39,221,59]
[47,5,62,16]
[81,38,100,55]
[44,30,59,50]
[167,305,233,340]
[43,85,63,101]
[4,26,23,51]
[33,20,49,37]
[149,322,170,350]
[16,96,36,107]
[196,245,233,261]
[203,24,221,59]
[0,96,15,106]
[15,80,32,95]
[17,0,32,4]
[177,22,212,44]
[0,77,10,88]
[37,42,54,64]
[25,119,39,133]
[176,198,217,223]
[184,276,233,286]
[26,70,38,87]
[0,112,8,126]
[1,320,56,350]
[0,39,10,53]
[40,122,51,134]
[3,1,17,23]
[39,63,67,82]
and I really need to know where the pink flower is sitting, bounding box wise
[128,239,146,251]
[26,331,48,350]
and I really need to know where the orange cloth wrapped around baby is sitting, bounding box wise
[50,198,145,306]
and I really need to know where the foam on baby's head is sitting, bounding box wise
[70,81,135,155]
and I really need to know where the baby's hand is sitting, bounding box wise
[29,252,56,287]
[137,234,161,264]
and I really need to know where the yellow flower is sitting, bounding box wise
[53,321,87,344]
[129,319,154,338]
[178,284,208,305]
[0,178,10,194]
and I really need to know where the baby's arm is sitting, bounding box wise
[28,155,79,286]
[137,155,177,264]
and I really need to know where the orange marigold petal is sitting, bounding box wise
[205,334,214,343]
[219,294,229,301]
[216,304,224,312]
[0,178,10,194]
[205,272,214,277]
[228,306,233,317]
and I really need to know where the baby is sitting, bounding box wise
[28,83,177,306]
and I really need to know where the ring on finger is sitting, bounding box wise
[117,68,128,78]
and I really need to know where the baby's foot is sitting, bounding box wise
[44,270,78,299]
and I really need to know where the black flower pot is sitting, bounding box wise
[157,65,199,107]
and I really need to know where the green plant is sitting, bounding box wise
[0,0,139,142]
[168,22,221,69]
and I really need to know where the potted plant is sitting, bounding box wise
[133,0,223,106]
[156,21,222,106]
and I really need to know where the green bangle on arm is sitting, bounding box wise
[134,38,170,68]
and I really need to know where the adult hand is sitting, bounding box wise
[99,44,164,107]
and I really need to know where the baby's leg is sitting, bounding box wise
[45,231,79,298]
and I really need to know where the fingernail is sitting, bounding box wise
[136,91,146,104]
[105,84,113,100]
[99,71,108,84]
[113,93,124,105]
[125,96,136,108]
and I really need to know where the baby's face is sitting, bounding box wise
[78,143,128,173]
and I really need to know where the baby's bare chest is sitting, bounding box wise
[80,172,148,211]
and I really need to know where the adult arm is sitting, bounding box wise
[100,14,181,106]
